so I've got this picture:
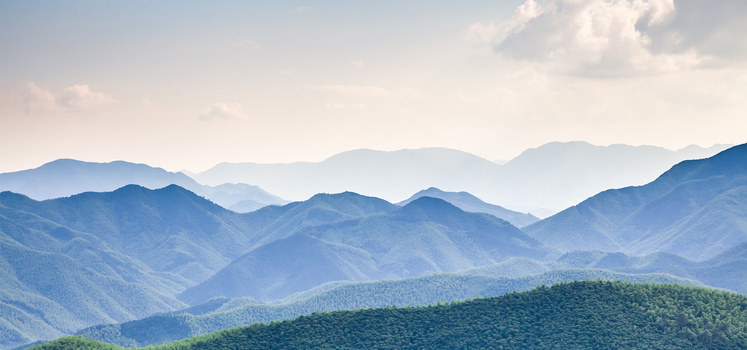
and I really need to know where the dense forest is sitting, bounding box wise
[76,269,700,347]
[31,281,747,349]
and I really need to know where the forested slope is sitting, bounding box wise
[35,281,747,349]
[78,271,701,347]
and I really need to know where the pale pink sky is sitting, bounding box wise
[1,0,745,173]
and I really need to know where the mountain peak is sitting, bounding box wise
[397,196,465,220]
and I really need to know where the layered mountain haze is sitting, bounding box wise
[194,148,499,205]
[1,142,745,349]
[190,142,731,216]
[493,142,733,215]
[0,159,287,211]
[398,187,539,227]
[525,143,747,261]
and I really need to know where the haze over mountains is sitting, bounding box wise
[1,142,745,349]
[192,142,731,216]
[525,143,747,261]
[0,159,287,212]
[398,187,539,227]
[0,142,729,218]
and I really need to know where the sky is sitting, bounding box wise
[1,0,746,173]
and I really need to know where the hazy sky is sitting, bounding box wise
[1,0,746,173]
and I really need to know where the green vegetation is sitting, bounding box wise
[37,281,747,349]
[78,271,701,347]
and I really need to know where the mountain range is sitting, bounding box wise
[397,187,539,227]
[178,195,553,303]
[525,143,747,261]
[1,142,745,349]
[0,185,552,348]
[0,159,287,211]
[191,142,731,215]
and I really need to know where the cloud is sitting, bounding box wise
[295,6,310,13]
[639,0,747,62]
[18,82,57,114]
[305,85,424,99]
[56,84,118,107]
[476,0,747,76]
[464,22,498,47]
[198,103,248,121]
[14,82,118,113]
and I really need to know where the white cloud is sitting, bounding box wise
[18,82,57,114]
[198,103,248,121]
[141,97,153,106]
[56,84,118,107]
[305,85,424,99]
[14,82,118,113]
[295,6,310,13]
[464,22,498,47]
[475,0,747,76]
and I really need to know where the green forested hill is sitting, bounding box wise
[77,270,701,347]
[38,281,747,349]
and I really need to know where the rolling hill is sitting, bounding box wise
[77,272,703,348]
[179,197,554,304]
[55,281,747,349]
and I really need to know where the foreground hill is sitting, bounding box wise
[178,197,553,303]
[525,143,747,260]
[0,159,287,210]
[398,187,538,227]
[78,273,702,347]
[42,281,747,349]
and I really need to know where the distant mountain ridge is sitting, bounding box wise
[0,159,287,211]
[525,143,747,261]
[190,142,731,215]
[398,187,538,227]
